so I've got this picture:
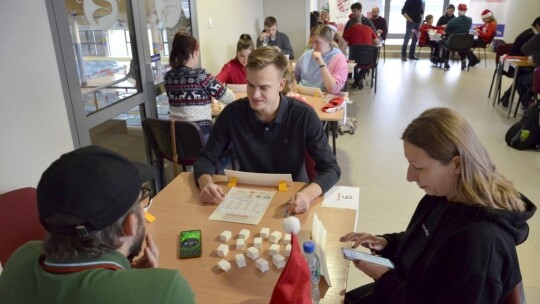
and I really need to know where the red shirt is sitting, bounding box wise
[343,23,378,46]
[477,21,497,44]
[215,58,246,84]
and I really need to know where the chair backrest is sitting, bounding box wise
[142,118,205,166]
[445,33,474,51]
[496,43,514,64]
[0,187,46,265]
[349,45,379,66]
[502,281,526,304]
[534,67,540,94]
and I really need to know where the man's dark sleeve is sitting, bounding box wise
[304,109,340,193]
[193,108,233,181]
[521,34,540,56]
[281,33,295,59]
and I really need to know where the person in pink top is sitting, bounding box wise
[294,24,348,94]
[468,9,497,67]
[216,34,254,84]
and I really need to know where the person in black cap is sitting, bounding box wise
[0,145,195,304]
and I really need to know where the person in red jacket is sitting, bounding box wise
[216,34,254,84]
[418,15,444,64]
[469,9,497,67]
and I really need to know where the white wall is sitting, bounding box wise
[196,0,264,75]
[502,0,540,43]
[263,0,310,60]
[0,0,74,193]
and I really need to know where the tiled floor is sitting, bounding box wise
[341,57,540,302]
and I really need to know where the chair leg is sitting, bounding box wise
[383,43,386,62]
[488,67,497,98]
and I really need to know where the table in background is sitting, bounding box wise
[490,56,533,117]
[212,92,344,155]
[146,172,355,303]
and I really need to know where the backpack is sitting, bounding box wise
[505,103,540,150]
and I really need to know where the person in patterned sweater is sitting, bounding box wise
[165,33,234,139]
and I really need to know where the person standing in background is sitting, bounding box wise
[370,7,388,41]
[256,16,294,59]
[401,0,424,61]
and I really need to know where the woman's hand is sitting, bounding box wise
[340,232,388,252]
[352,259,390,280]
[312,51,324,66]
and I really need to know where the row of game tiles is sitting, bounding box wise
[215,228,293,273]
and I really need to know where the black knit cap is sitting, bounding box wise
[37,145,156,236]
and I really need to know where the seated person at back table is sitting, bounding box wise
[443,3,472,70]
[295,24,349,94]
[340,107,536,304]
[436,4,455,28]
[0,145,196,304]
[256,16,294,59]
[216,34,254,85]
[194,46,340,215]
[467,9,497,67]
[165,32,234,140]
[370,6,388,41]
[343,20,380,90]
[418,15,444,64]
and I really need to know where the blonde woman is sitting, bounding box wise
[341,107,536,304]
[294,24,348,94]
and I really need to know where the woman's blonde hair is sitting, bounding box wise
[402,107,525,211]
[310,24,348,53]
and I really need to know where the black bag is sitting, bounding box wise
[505,103,540,150]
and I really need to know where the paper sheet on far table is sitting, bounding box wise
[208,187,275,225]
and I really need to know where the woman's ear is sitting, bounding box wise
[452,155,461,174]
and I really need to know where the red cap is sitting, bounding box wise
[481,9,493,19]
[269,234,311,304]
[458,4,467,11]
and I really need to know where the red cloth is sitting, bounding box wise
[343,23,378,46]
[477,21,497,44]
[215,58,246,84]
[270,234,311,304]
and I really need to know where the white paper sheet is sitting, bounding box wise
[312,213,332,287]
[208,187,275,225]
[322,186,360,211]
[224,169,293,188]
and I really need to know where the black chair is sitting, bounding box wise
[443,33,474,71]
[474,33,497,68]
[349,45,379,93]
[142,118,209,191]
[412,28,434,59]
[488,43,513,100]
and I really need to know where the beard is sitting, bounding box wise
[127,211,145,262]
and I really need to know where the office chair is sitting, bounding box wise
[412,28,433,59]
[443,33,474,71]
[349,45,379,93]
[142,119,208,191]
[475,33,497,68]
[0,187,46,265]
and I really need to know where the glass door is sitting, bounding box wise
[47,0,195,163]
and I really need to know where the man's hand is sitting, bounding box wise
[132,234,159,269]
[340,232,388,252]
[288,191,311,214]
[259,31,270,41]
[200,183,225,204]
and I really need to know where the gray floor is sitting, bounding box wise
[341,58,539,302]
